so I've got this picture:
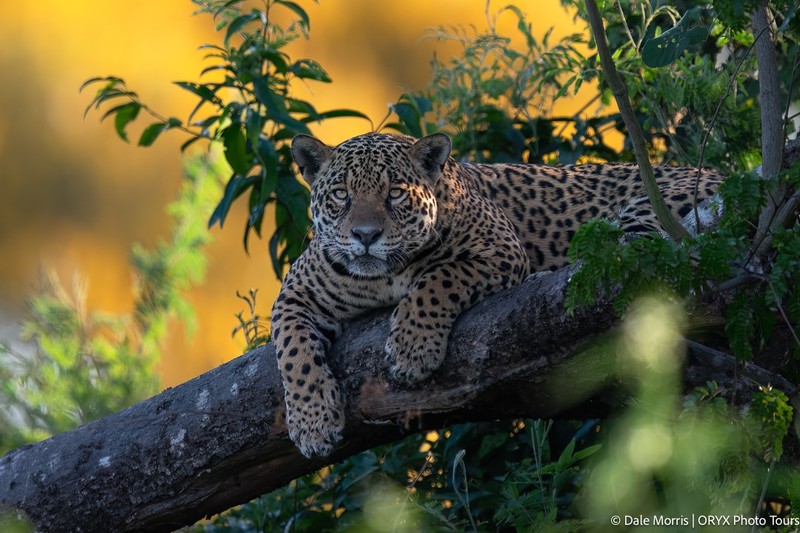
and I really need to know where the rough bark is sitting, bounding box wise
[0,267,794,532]
[753,1,790,256]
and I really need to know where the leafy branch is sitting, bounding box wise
[82,0,369,278]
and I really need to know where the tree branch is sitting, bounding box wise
[584,0,689,241]
[753,0,788,256]
[0,266,794,532]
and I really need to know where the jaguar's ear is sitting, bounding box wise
[292,134,333,186]
[411,133,452,180]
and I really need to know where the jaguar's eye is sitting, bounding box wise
[331,188,348,202]
[388,187,407,203]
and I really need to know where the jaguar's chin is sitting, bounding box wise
[347,254,392,278]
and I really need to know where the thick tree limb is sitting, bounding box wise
[0,267,794,532]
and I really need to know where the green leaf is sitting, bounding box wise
[252,78,310,133]
[289,59,332,82]
[180,135,206,152]
[113,102,141,142]
[212,0,244,20]
[314,109,371,122]
[269,174,311,271]
[173,81,223,106]
[138,118,180,147]
[247,186,266,233]
[388,94,434,137]
[642,8,709,67]
[751,386,793,461]
[79,76,123,93]
[200,64,234,77]
[138,122,167,147]
[276,0,310,29]
[224,12,263,47]
[221,125,250,175]
[390,103,423,137]
[573,443,602,461]
[478,432,508,459]
[256,137,279,199]
[245,109,263,150]
[262,48,290,74]
[139,117,180,146]
[208,174,258,229]
[84,87,137,119]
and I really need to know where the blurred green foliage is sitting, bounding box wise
[0,153,224,454]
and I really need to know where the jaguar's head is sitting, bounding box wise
[292,132,451,278]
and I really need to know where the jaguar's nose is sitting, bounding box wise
[351,226,383,247]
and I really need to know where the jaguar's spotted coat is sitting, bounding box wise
[271,132,722,457]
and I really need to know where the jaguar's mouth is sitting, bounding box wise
[347,254,391,277]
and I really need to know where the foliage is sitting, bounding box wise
[751,385,795,462]
[581,300,796,524]
[82,0,368,279]
[232,288,271,351]
[0,154,223,454]
[561,0,800,523]
[566,0,789,172]
[384,7,622,164]
[566,144,800,365]
[199,420,600,532]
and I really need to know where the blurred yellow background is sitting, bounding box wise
[0,1,593,387]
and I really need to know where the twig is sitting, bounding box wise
[769,280,800,350]
[615,0,638,50]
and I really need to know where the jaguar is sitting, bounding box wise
[270,131,722,457]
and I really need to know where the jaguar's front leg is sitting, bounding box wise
[386,257,524,386]
[271,291,344,458]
